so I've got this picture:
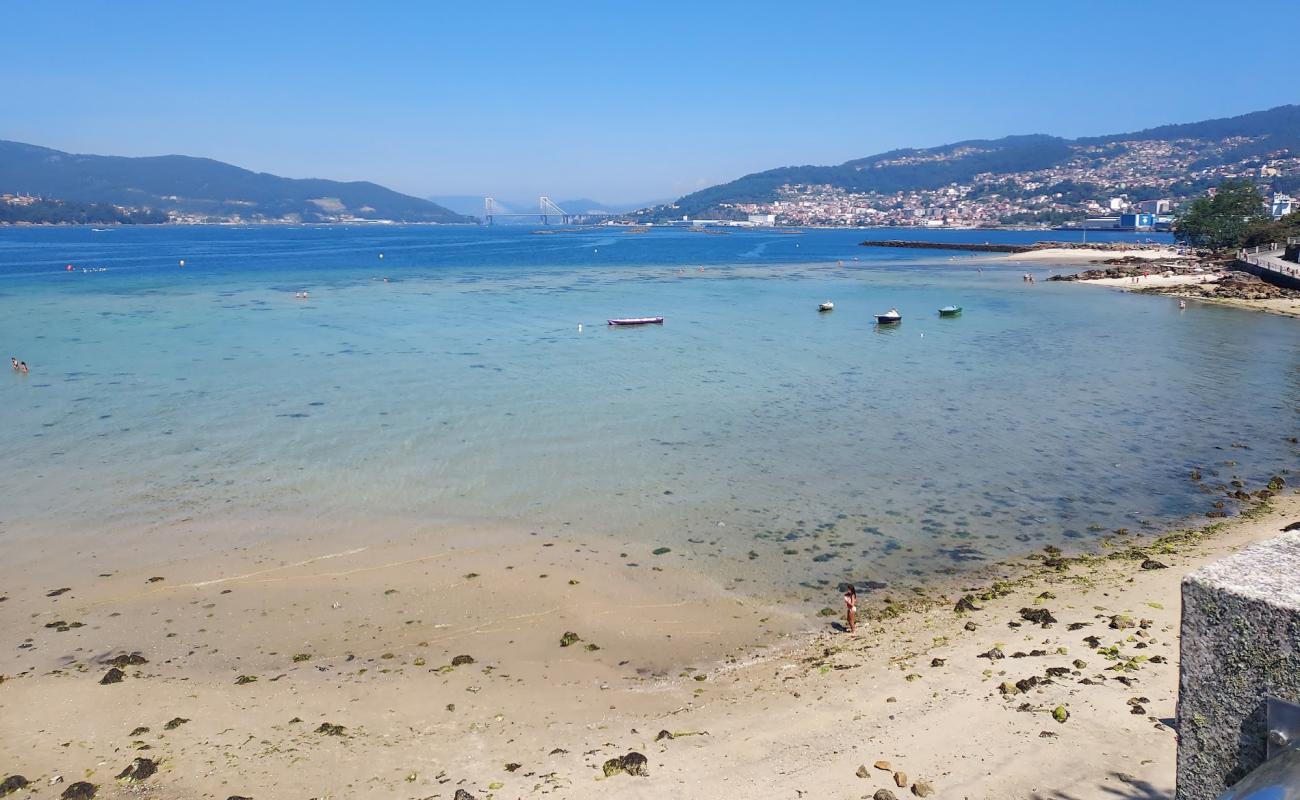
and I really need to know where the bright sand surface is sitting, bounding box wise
[3,493,1297,799]
[1078,274,1220,288]
[998,247,1184,265]
[1074,274,1300,318]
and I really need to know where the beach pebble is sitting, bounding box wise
[929,658,945,667]
[911,781,934,797]
[1140,559,1168,570]
[874,789,898,800]
[856,765,870,779]
[454,791,476,800]
[894,771,908,787]
[656,730,674,741]
[874,761,891,771]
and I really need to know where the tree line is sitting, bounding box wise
[1174,179,1299,251]
[0,199,168,225]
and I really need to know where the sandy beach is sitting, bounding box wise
[3,485,1296,799]
[997,246,1185,265]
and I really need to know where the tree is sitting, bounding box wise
[1173,179,1269,250]
[1242,209,1300,248]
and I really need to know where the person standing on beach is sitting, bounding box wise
[843,585,857,634]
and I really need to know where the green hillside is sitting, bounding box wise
[0,141,473,223]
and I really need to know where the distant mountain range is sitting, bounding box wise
[633,104,1300,225]
[0,141,473,224]
[428,195,666,219]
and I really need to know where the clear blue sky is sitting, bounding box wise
[2,0,1293,204]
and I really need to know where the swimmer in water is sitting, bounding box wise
[19,361,29,374]
[10,357,18,371]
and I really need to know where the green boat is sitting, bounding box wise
[938,305,962,317]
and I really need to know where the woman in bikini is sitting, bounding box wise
[843,584,857,634]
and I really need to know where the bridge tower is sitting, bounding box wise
[539,196,569,225]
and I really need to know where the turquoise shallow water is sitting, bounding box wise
[1,225,1296,593]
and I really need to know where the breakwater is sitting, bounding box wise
[859,240,1031,253]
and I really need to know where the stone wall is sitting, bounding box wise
[1176,532,1300,799]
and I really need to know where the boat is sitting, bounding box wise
[874,308,902,324]
[607,317,664,326]
[938,305,962,317]
[819,301,834,312]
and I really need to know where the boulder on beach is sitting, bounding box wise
[61,782,97,800]
[116,757,157,783]
[99,667,125,685]
[0,776,30,797]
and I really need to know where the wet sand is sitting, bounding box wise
[3,489,1297,799]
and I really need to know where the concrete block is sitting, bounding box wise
[1176,532,1300,800]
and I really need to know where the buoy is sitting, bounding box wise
[379,253,384,259]
[179,259,185,267]
[66,264,73,271]
[577,323,583,332]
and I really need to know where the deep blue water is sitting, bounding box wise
[1,225,1295,592]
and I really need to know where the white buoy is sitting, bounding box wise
[179,259,185,267]
[379,253,384,260]
[578,323,583,332]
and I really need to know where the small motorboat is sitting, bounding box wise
[819,301,834,312]
[607,317,664,326]
[875,308,901,324]
[938,305,962,317]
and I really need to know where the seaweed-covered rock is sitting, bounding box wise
[559,631,581,647]
[1141,559,1168,570]
[316,722,346,736]
[1109,615,1135,630]
[99,667,125,685]
[655,730,674,741]
[107,652,148,668]
[61,782,97,800]
[874,791,898,800]
[0,775,30,796]
[164,717,190,730]
[954,595,981,613]
[978,647,1005,660]
[621,752,649,777]
[451,654,476,666]
[453,790,476,800]
[116,757,157,783]
[1019,607,1057,627]
[602,752,649,777]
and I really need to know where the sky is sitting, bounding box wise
[1,0,1295,204]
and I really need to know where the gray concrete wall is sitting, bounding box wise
[1232,258,1300,290]
[1176,532,1300,800]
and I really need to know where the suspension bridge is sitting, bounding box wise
[483,197,615,225]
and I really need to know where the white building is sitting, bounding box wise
[1271,193,1296,219]
[747,213,777,226]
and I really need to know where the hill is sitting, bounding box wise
[634,105,1300,226]
[0,141,473,224]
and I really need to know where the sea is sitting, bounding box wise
[1,225,1296,596]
